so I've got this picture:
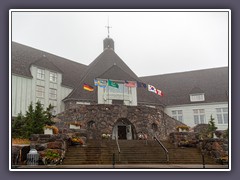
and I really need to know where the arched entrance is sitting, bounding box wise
[112,118,137,140]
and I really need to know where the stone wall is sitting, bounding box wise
[199,138,228,163]
[29,134,69,165]
[56,104,185,140]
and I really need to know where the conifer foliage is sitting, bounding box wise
[12,101,55,138]
[207,115,218,138]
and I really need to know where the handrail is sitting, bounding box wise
[115,136,121,161]
[154,136,169,162]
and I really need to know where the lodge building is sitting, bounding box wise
[11,36,229,140]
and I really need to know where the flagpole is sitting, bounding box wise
[108,79,109,104]
[123,81,124,105]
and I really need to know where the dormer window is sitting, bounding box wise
[190,93,205,102]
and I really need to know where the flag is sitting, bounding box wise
[94,79,107,88]
[148,84,157,93]
[108,79,119,88]
[156,89,164,96]
[142,83,147,88]
[124,80,136,87]
[83,83,94,91]
[137,81,142,87]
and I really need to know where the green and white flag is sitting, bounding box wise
[108,79,119,88]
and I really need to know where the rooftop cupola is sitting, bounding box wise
[103,37,114,50]
[103,19,114,50]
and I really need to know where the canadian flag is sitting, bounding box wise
[156,89,164,96]
[148,84,157,93]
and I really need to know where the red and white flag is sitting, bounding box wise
[156,89,164,96]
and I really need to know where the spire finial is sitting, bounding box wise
[105,17,112,38]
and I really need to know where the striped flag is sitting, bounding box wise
[83,83,94,91]
[124,80,136,87]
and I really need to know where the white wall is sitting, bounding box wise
[164,102,229,130]
[98,85,137,106]
[12,75,33,117]
[11,66,73,117]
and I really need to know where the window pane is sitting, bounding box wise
[177,110,182,115]
[200,115,205,124]
[217,114,223,124]
[194,115,199,124]
[172,111,176,115]
[222,108,228,113]
[199,109,205,114]
[223,114,228,124]
[178,116,183,122]
[193,109,198,114]
[216,108,222,113]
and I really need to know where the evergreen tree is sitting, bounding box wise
[45,104,55,126]
[12,112,25,138]
[208,115,217,138]
[12,101,55,138]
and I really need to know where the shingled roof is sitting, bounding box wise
[140,67,228,106]
[11,42,88,88]
[64,39,163,105]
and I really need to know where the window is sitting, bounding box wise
[216,108,228,124]
[36,86,45,98]
[152,123,158,132]
[106,83,129,94]
[172,110,183,122]
[37,68,45,80]
[87,121,95,129]
[190,94,205,102]
[50,72,57,83]
[193,109,205,124]
[49,89,57,100]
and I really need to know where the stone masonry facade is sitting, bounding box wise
[56,104,185,140]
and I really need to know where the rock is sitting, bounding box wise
[47,142,63,149]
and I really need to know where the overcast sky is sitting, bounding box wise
[11,10,229,77]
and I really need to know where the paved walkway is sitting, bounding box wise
[12,164,229,170]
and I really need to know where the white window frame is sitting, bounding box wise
[50,72,57,83]
[49,88,57,100]
[216,108,228,124]
[37,68,45,80]
[193,109,205,124]
[36,85,45,98]
[172,110,183,122]
[190,93,205,102]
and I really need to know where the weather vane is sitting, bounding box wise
[105,17,112,38]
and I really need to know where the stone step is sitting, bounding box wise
[62,140,218,165]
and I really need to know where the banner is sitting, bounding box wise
[94,79,107,88]
[124,80,136,87]
[83,83,94,91]
[108,79,119,88]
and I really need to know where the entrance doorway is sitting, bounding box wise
[112,118,137,140]
[118,126,127,139]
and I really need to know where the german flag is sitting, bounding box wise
[83,83,94,92]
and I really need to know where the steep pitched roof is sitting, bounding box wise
[65,48,163,105]
[11,42,88,88]
[140,67,228,106]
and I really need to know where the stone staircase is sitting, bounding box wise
[62,139,218,165]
